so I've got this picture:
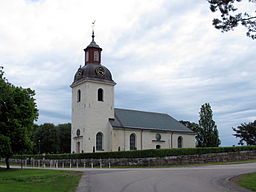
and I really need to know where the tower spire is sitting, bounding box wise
[84,20,102,65]
[92,30,95,41]
[92,20,96,42]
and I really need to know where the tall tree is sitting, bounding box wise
[233,120,256,145]
[197,103,221,147]
[0,67,38,168]
[208,0,256,39]
[32,123,71,154]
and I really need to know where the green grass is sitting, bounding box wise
[238,173,256,191]
[0,168,82,192]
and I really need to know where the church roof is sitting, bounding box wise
[110,108,194,133]
[71,64,115,86]
[86,39,101,49]
[85,30,101,49]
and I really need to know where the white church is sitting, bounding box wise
[71,32,196,153]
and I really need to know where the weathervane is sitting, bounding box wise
[92,20,96,41]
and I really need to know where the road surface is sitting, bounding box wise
[76,163,256,192]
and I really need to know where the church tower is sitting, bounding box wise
[70,31,116,153]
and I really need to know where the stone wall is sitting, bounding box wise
[5,151,256,168]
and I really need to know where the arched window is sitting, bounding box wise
[156,145,161,149]
[98,88,103,101]
[130,133,136,150]
[178,136,183,148]
[96,132,103,151]
[77,89,81,102]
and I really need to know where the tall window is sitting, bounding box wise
[86,52,89,62]
[77,89,81,102]
[94,51,99,61]
[130,133,136,150]
[98,88,103,101]
[178,136,183,148]
[96,132,103,151]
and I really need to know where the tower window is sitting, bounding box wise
[178,136,183,148]
[77,89,81,102]
[86,52,89,62]
[130,133,136,150]
[98,88,103,101]
[94,51,99,61]
[96,132,103,151]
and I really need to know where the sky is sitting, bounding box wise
[0,0,255,146]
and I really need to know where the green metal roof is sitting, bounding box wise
[110,108,194,133]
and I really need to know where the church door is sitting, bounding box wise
[76,142,80,153]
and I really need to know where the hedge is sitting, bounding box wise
[12,146,256,160]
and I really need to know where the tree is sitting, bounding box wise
[208,0,256,39]
[57,123,71,153]
[197,103,221,147]
[0,135,12,167]
[233,120,256,145]
[0,67,38,168]
[32,123,59,154]
[32,123,71,154]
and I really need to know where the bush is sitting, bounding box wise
[13,146,256,160]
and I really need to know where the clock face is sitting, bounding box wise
[95,67,105,76]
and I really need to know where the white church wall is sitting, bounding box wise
[112,128,195,151]
[172,133,196,148]
[141,131,171,150]
[71,80,114,153]
[112,129,142,151]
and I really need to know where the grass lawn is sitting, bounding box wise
[238,173,256,191]
[0,168,82,192]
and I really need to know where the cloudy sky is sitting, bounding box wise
[1,0,255,146]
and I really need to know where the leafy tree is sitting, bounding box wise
[32,123,59,154]
[208,0,256,39]
[233,120,256,145]
[0,135,12,166]
[197,103,221,147]
[0,67,38,168]
[32,123,71,154]
[57,123,71,153]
